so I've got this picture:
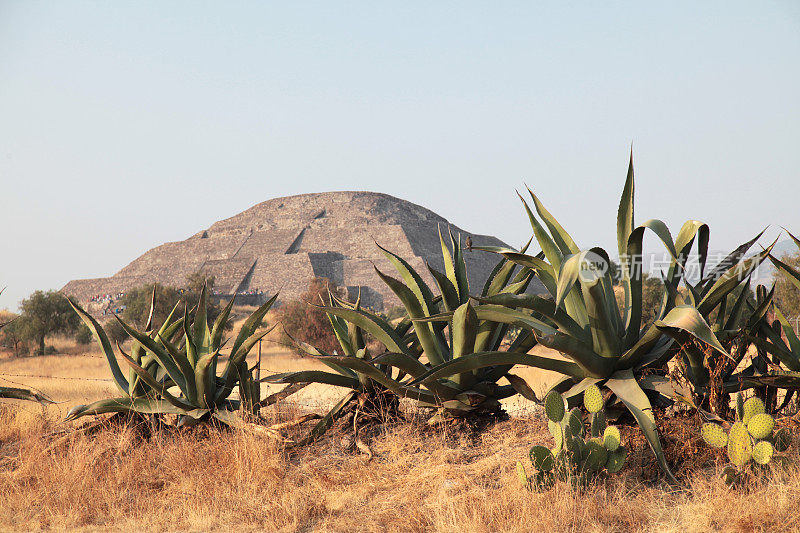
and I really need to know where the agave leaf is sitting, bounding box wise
[67,297,129,395]
[774,306,800,358]
[526,186,580,257]
[195,349,221,408]
[311,355,445,403]
[477,293,588,342]
[701,228,767,292]
[532,330,612,378]
[427,264,460,312]
[211,296,235,350]
[378,243,439,314]
[751,336,800,373]
[617,151,635,259]
[374,266,445,365]
[218,326,274,398]
[482,238,532,297]
[581,266,622,357]
[66,397,209,420]
[655,305,729,359]
[452,302,478,358]
[438,225,464,303]
[447,227,470,303]
[770,253,800,293]
[144,285,157,332]
[743,284,774,332]
[114,315,188,396]
[731,371,800,390]
[622,218,677,345]
[117,344,197,411]
[282,329,357,378]
[697,242,774,316]
[721,279,752,332]
[673,220,710,280]
[262,370,361,389]
[369,352,434,379]
[0,386,53,404]
[259,382,309,407]
[315,305,411,356]
[293,391,357,446]
[505,373,538,401]
[192,284,212,356]
[605,370,678,485]
[478,247,560,298]
[326,310,355,356]
[407,351,585,385]
[229,293,278,360]
[157,331,197,403]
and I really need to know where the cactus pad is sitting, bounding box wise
[585,439,608,472]
[727,422,753,467]
[603,426,621,452]
[591,411,606,438]
[701,423,728,448]
[530,445,555,472]
[742,397,765,424]
[583,384,603,413]
[735,392,744,422]
[550,422,564,453]
[605,446,627,473]
[746,413,775,440]
[753,441,774,465]
[721,465,739,485]
[567,408,584,437]
[516,461,529,487]
[544,390,565,422]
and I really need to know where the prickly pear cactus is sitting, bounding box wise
[517,387,626,490]
[583,384,603,413]
[699,392,790,485]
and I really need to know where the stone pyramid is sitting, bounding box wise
[63,191,540,311]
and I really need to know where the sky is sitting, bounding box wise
[1,1,798,310]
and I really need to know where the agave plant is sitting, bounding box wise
[411,154,756,482]
[66,286,279,425]
[662,229,777,416]
[266,228,549,436]
[744,231,800,396]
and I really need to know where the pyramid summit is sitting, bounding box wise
[63,191,534,311]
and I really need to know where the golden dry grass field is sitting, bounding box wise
[1,321,800,531]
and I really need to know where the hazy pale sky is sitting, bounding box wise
[1,1,798,310]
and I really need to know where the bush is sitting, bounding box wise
[279,277,345,355]
[74,324,93,345]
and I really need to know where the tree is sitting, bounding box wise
[17,290,80,355]
[775,252,800,319]
[118,283,184,330]
[279,277,345,355]
[641,273,666,324]
[74,323,93,345]
[110,277,227,342]
[185,271,216,295]
[0,313,27,356]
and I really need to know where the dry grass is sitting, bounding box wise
[2,330,800,531]
[1,405,800,532]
